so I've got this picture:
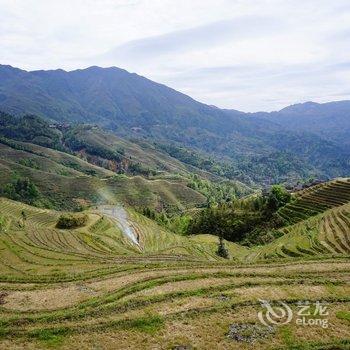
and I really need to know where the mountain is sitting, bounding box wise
[0,64,349,185]
[0,64,241,130]
[251,100,350,148]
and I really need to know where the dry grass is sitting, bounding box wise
[0,197,349,349]
[3,285,98,311]
[10,301,347,350]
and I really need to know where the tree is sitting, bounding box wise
[216,236,229,259]
[187,205,258,242]
[266,185,291,212]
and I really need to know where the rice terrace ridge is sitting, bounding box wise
[0,1,349,349]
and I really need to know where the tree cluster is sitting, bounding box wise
[188,185,292,245]
[56,213,88,229]
[1,178,40,205]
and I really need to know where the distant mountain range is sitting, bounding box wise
[252,100,350,148]
[0,64,349,185]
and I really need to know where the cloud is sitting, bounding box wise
[102,15,283,62]
[1,0,350,111]
[161,61,350,111]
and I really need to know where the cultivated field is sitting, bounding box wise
[245,178,350,261]
[0,179,349,349]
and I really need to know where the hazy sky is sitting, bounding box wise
[1,0,350,111]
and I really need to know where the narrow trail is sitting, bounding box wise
[98,205,140,247]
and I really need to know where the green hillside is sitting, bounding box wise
[0,196,248,269]
[247,202,350,261]
[63,123,237,182]
[0,113,251,210]
[0,137,206,211]
[0,143,207,211]
[0,112,203,179]
[1,65,349,185]
[245,179,350,261]
[1,177,349,267]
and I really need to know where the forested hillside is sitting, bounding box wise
[252,100,350,148]
[1,65,349,185]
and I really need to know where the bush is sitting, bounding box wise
[56,214,88,229]
[216,236,229,259]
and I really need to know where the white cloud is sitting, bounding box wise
[0,0,350,111]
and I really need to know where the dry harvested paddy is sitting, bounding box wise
[0,198,349,349]
[0,258,349,350]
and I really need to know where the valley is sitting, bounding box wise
[0,65,349,349]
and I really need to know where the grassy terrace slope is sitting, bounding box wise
[69,126,224,181]
[0,198,249,275]
[242,178,350,261]
[0,198,349,349]
[247,202,350,261]
[0,140,206,211]
[277,178,350,225]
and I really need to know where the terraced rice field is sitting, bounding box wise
[246,202,350,261]
[277,178,350,225]
[0,185,349,349]
[245,178,350,262]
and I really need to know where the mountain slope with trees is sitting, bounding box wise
[0,65,349,185]
[251,100,350,148]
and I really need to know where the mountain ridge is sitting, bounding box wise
[252,100,350,148]
[0,64,349,185]
[2,63,349,112]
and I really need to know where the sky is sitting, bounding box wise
[1,0,350,112]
